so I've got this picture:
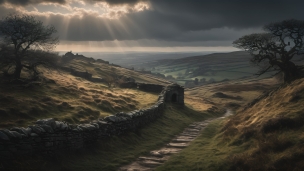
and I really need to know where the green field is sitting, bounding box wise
[145,51,273,86]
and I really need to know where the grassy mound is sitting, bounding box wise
[159,78,304,171]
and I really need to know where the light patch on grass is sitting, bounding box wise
[0,68,160,128]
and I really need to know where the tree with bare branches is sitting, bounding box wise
[0,14,59,79]
[233,19,304,83]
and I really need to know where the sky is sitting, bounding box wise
[0,0,303,53]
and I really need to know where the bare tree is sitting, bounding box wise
[233,19,304,83]
[0,14,59,79]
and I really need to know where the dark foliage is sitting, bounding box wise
[0,14,59,80]
[233,19,304,83]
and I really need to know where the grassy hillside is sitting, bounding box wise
[186,77,279,110]
[0,54,171,128]
[158,78,304,171]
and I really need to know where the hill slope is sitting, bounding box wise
[157,78,304,171]
[0,53,170,128]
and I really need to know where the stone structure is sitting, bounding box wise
[62,51,109,64]
[164,83,184,104]
[137,83,164,93]
[70,70,92,80]
[0,84,184,160]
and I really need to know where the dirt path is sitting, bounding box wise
[118,110,232,171]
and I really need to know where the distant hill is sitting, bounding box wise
[139,51,303,87]
[141,51,262,87]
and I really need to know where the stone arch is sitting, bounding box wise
[164,83,184,105]
[171,93,177,102]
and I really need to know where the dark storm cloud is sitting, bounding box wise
[65,0,304,41]
[0,0,304,43]
[147,0,304,30]
[0,0,66,6]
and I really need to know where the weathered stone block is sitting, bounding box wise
[45,142,53,147]
[0,131,9,141]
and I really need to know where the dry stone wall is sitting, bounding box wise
[0,87,170,160]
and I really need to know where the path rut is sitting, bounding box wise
[118,110,233,171]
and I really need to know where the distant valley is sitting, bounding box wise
[75,51,275,87]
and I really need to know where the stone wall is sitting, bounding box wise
[0,87,170,160]
[70,70,92,80]
[137,83,165,93]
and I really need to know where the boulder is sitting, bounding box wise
[104,115,123,123]
[39,125,54,133]
[0,131,9,141]
[1,129,17,139]
[29,125,45,134]
[116,112,132,119]
[10,131,23,139]
[36,118,56,130]
[10,127,29,137]
[55,121,69,130]
[78,124,97,131]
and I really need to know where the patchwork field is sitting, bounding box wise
[132,51,302,87]
[135,51,273,86]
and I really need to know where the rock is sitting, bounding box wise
[1,129,17,139]
[36,118,56,129]
[19,144,32,150]
[78,124,97,131]
[104,115,120,123]
[30,133,39,137]
[39,125,54,133]
[90,123,99,129]
[55,121,68,130]
[10,127,29,137]
[96,121,109,127]
[10,131,23,139]
[45,142,53,147]
[0,131,9,141]
[60,122,69,130]
[29,125,45,134]
[116,112,132,119]
[22,128,32,136]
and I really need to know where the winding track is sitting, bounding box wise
[118,110,233,171]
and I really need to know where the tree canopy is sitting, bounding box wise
[0,14,59,79]
[233,19,304,83]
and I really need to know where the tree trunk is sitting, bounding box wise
[13,61,22,79]
[282,61,299,83]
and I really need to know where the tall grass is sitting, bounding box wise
[159,78,304,171]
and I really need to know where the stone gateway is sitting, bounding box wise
[164,84,184,104]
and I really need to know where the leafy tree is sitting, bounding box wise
[0,14,59,79]
[233,19,304,83]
